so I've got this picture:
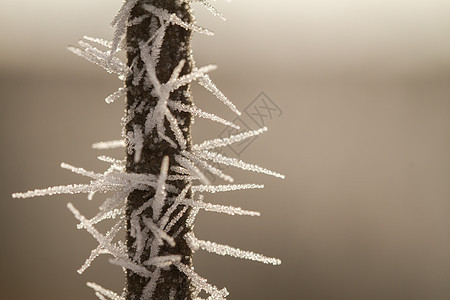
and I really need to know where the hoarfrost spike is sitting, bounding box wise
[92,140,126,149]
[191,183,264,194]
[106,87,127,104]
[181,196,261,217]
[151,156,169,221]
[86,282,124,300]
[192,235,282,265]
[83,36,113,49]
[198,74,241,115]
[195,0,227,21]
[192,127,267,151]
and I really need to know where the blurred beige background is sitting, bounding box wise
[1,0,450,299]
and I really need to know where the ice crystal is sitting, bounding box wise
[198,74,241,115]
[106,87,127,104]
[181,195,260,216]
[194,0,227,21]
[192,235,282,265]
[191,183,264,194]
[144,255,182,267]
[92,140,126,150]
[158,183,192,230]
[13,1,284,299]
[67,203,127,274]
[109,258,152,277]
[164,206,188,232]
[87,282,124,300]
[126,125,144,162]
[68,38,129,79]
[151,156,169,220]
[83,36,113,49]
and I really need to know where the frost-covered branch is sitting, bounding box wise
[13,1,284,299]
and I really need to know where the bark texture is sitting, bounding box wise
[125,1,194,299]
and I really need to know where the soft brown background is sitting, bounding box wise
[1,1,450,299]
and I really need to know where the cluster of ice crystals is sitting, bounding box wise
[110,258,152,277]
[12,159,150,200]
[137,28,218,150]
[110,0,139,54]
[142,4,214,36]
[180,151,234,183]
[13,1,284,299]
[68,38,129,79]
[151,156,169,220]
[67,203,127,274]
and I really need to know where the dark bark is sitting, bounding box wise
[125,1,194,299]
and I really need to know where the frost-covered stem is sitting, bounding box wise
[125,1,194,299]
[13,1,283,298]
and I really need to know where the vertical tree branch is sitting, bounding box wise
[13,2,283,299]
[125,1,194,299]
